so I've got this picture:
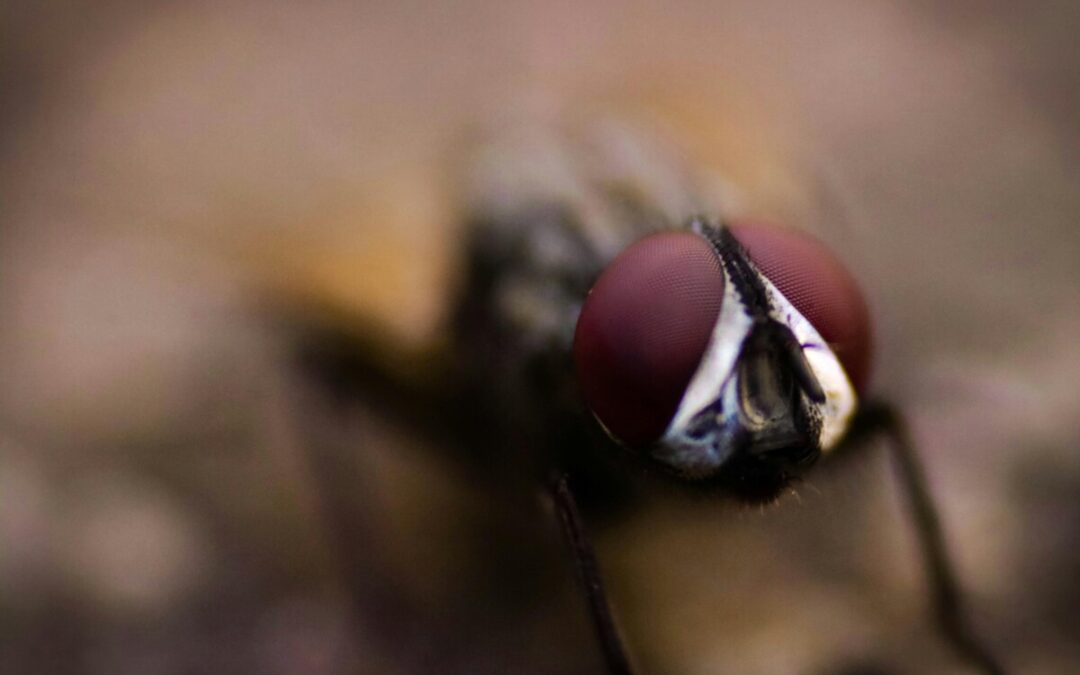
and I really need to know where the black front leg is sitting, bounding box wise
[845,401,1009,675]
[548,473,635,675]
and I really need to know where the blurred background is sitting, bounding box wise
[1,1,1079,673]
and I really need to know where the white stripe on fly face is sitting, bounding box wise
[656,222,857,477]
[760,264,857,451]
[768,270,859,453]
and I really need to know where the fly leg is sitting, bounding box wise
[845,401,1009,675]
[548,473,635,675]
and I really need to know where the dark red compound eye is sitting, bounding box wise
[729,221,873,395]
[573,224,873,447]
[573,232,725,446]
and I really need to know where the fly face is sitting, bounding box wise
[574,219,869,499]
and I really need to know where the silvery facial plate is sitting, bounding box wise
[655,220,857,480]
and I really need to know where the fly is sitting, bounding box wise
[296,118,1009,675]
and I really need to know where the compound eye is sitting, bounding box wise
[729,221,873,394]
[573,232,725,446]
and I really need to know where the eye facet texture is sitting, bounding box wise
[573,232,725,446]
[729,222,873,394]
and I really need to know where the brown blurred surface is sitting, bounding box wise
[2,1,1079,674]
